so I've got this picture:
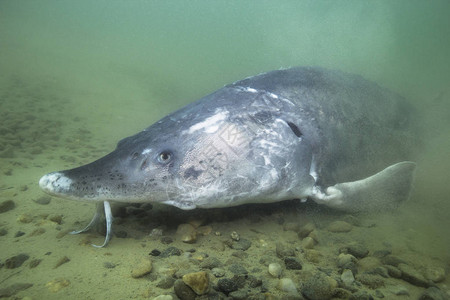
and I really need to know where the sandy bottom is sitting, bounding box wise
[0,74,449,300]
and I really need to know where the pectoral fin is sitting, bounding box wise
[312,161,416,212]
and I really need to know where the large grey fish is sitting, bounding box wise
[39,67,419,247]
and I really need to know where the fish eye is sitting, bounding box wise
[131,152,139,159]
[157,151,172,163]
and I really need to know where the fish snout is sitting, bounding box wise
[39,172,72,195]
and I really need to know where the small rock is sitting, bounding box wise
[328,220,353,232]
[356,273,385,289]
[305,249,322,263]
[276,242,295,258]
[0,283,33,298]
[358,257,381,272]
[45,278,70,292]
[131,258,152,278]
[174,279,196,300]
[0,200,15,213]
[277,278,298,294]
[425,266,446,283]
[196,226,212,236]
[160,236,173,244]
[217,278,238,294]
[34,196,51,205]
[229,290,249,300]
[398,263,429,287]
[5,253,29,269]
[199,257,222,269]
[391,285,410,296]
[160,247,182,258]
[211,267,225,277]
[103,262,116,269]
[29,228,46,236]
[298,222,315,238]
[230,231,240,241]
[231,238,252,251]
[17,214,33,223]
[49,215,63,225]
[284,257,302,270]
[341,269,355,286]
[229,263,248,275]
[149,249,161,256]
[381,255,405,266]
[268,263,282,278]
[345,243,369,258]
[14,231,25,237]
[176,224,197,243]
[182,271,209,295]
[29,259,42,268]
[349,290,374,300]
[0,228,7,236]
[419,287,448,300]
[156,276,175,289]
[53,256,70,269]
[384,265,402,278]
[302,272,337,300]
[302,236,315,249]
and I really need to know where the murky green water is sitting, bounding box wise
[1,1,449,299]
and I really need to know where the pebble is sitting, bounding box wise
[419,286,448,300]
[230,231,240,241]
[182,271,209,295]
[131,258,152,278]
[34,196,51,205]
[385,265,402,278]
[231,238,252,251]
[327,220,353,232]
[298,222,315,238]
[53,256,70,269]
[49,215,63,225]
[341,269,355,286]
[284,257,302,270]
[211,267,225,277]
[5,253,29,269]
[0,283,33,298]
[277,278,298,294]
[229,290,249,300]
[217,278,238,294]
[160,247,182,258]
[268,263,282,278]
[174,279,196,300]
[176,223,197,243]
[0,228,7,236]
[398,263,429,287]
[345,243,369,258]
[45,278,70,292]
[357,256,381,272]
[355,273,385,289]
[283,222,301,232]
[305,249,322,263]
[156,276,175,289]
[0,200,15,213]
[425,266,446,283]
[302,272,337,300]
[229,263,248,275]
[17,214,33,223]
[276,242,295,258]
[199,256,222,269]
[302,236,315,249]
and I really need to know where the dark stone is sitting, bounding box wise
[200,257,222,269]
[160,246,182,258]
[248,275,262,288]
[419,287,447,300]
[103,262,116,269]
[160,236,174,244]
[5,254,29,269]
[231,274,247,288]
[345,244,369,258]
[231,238,252,251]
[149,249,161,256]
[284,257,303,270]
[381,255,405,267]
[0,200,15,213]
[0,228,7,236]
[29,259,42,268]
[0,283,33,298]
[156,276,175,289]
[349,290,374,300]
[229,263,248,275]
[398,263,430,287]
[174,279,196,300]
[302,272,335,300]
[217,278,238,294]
[14,231,25,237]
